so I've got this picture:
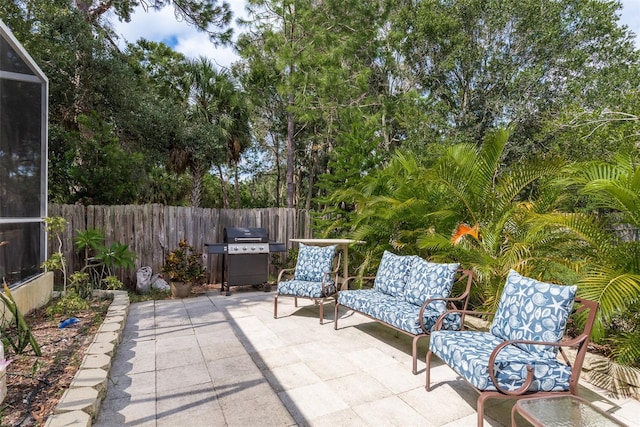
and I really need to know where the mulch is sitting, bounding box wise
[1,296,111,427]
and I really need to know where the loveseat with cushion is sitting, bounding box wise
[334,251,473,374]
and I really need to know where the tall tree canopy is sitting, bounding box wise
[393,0,639,158]
[1,0,638,209]
[0,0,235,205]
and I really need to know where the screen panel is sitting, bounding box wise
[0,222,43,283]
[0,78,42,218]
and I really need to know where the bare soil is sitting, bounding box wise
[1,296,111,427]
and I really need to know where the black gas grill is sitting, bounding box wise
[206,227,285,295]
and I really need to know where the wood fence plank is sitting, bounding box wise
[47,204,309,287]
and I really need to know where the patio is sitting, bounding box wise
[92,287,638,426]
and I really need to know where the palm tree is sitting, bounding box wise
[413,129,589,310]
[335,129,584,309]
[176,58,251,207]
[567,152,640,366]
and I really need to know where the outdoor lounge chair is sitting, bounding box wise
[335,251,473,374]
[274,243,340,324]
[425,269,599,427]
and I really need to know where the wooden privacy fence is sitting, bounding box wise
[47,204,311,286]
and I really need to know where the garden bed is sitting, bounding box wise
[1,295,111,427]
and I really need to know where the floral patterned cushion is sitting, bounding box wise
[373,251,412,297]
[403,257,459,310]
[293,243,337,282]
[430,330,572,392]
[490,270,577,359]
[277,279,336,298]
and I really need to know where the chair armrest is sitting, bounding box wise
[421,269,475,332]
[318,252,341,294]
[486,336,586,396]
[340,276,375,291]
[432,309,495,331]
[277,267,296,283]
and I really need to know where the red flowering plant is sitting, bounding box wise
[162,239,205,284]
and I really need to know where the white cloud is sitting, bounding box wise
[110,0,247,68]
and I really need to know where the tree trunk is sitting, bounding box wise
[305,144,318,211]
[234,161,240,208]
[190,162,204,207]
[218,164,229,208]
[271,130,282,208]
[286,95,296,208]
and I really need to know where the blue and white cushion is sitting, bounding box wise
[277,279,336,298]
[490,270,577,359]
[338,290,462,334]
[430,330,572,392]
[293,243,337,282]
[403,257,459,311]
[338,289,389,318]
[373,251,412,297]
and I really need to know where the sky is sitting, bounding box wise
[111,0,247,68]
[112,0,640,68]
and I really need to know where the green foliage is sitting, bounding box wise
[74,228,107,263]
[0,282,41,356]
[66,114,148,205]
[40,253,65,280]
[73,228,137,291]
[393,0,639,159]
[326,128,640,372]
[162,240,205,283]
[45,293,90,318]
[562,152,640,365]
[128,287,171,303]
[332,130,584,310]
[610,331,640,368]
[42,216,69,291]
[69,271,92,299]
[239,0,400,209]
[66,229,138,295]
[102,276,124,291]
[95,242,137,272]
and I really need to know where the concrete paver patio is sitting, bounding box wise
[94,287,639,426]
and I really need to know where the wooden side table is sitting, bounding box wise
[512,395,628,426]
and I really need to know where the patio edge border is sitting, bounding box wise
[44,290,130,427]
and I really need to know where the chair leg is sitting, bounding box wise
[273,294,278,319]
[412,336,421,375]
[425,350,433,391]
[319,299,324,324]
[294,296,298,307]
[334,302,340,330]
[476,393,490,427]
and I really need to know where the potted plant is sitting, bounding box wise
[162,239,205,298]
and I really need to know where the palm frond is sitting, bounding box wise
[610,331,640,367]
[495,156,564,207]
[533,212,615,257]
[577,266,640,327]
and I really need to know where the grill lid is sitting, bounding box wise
[223,227,269,243]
